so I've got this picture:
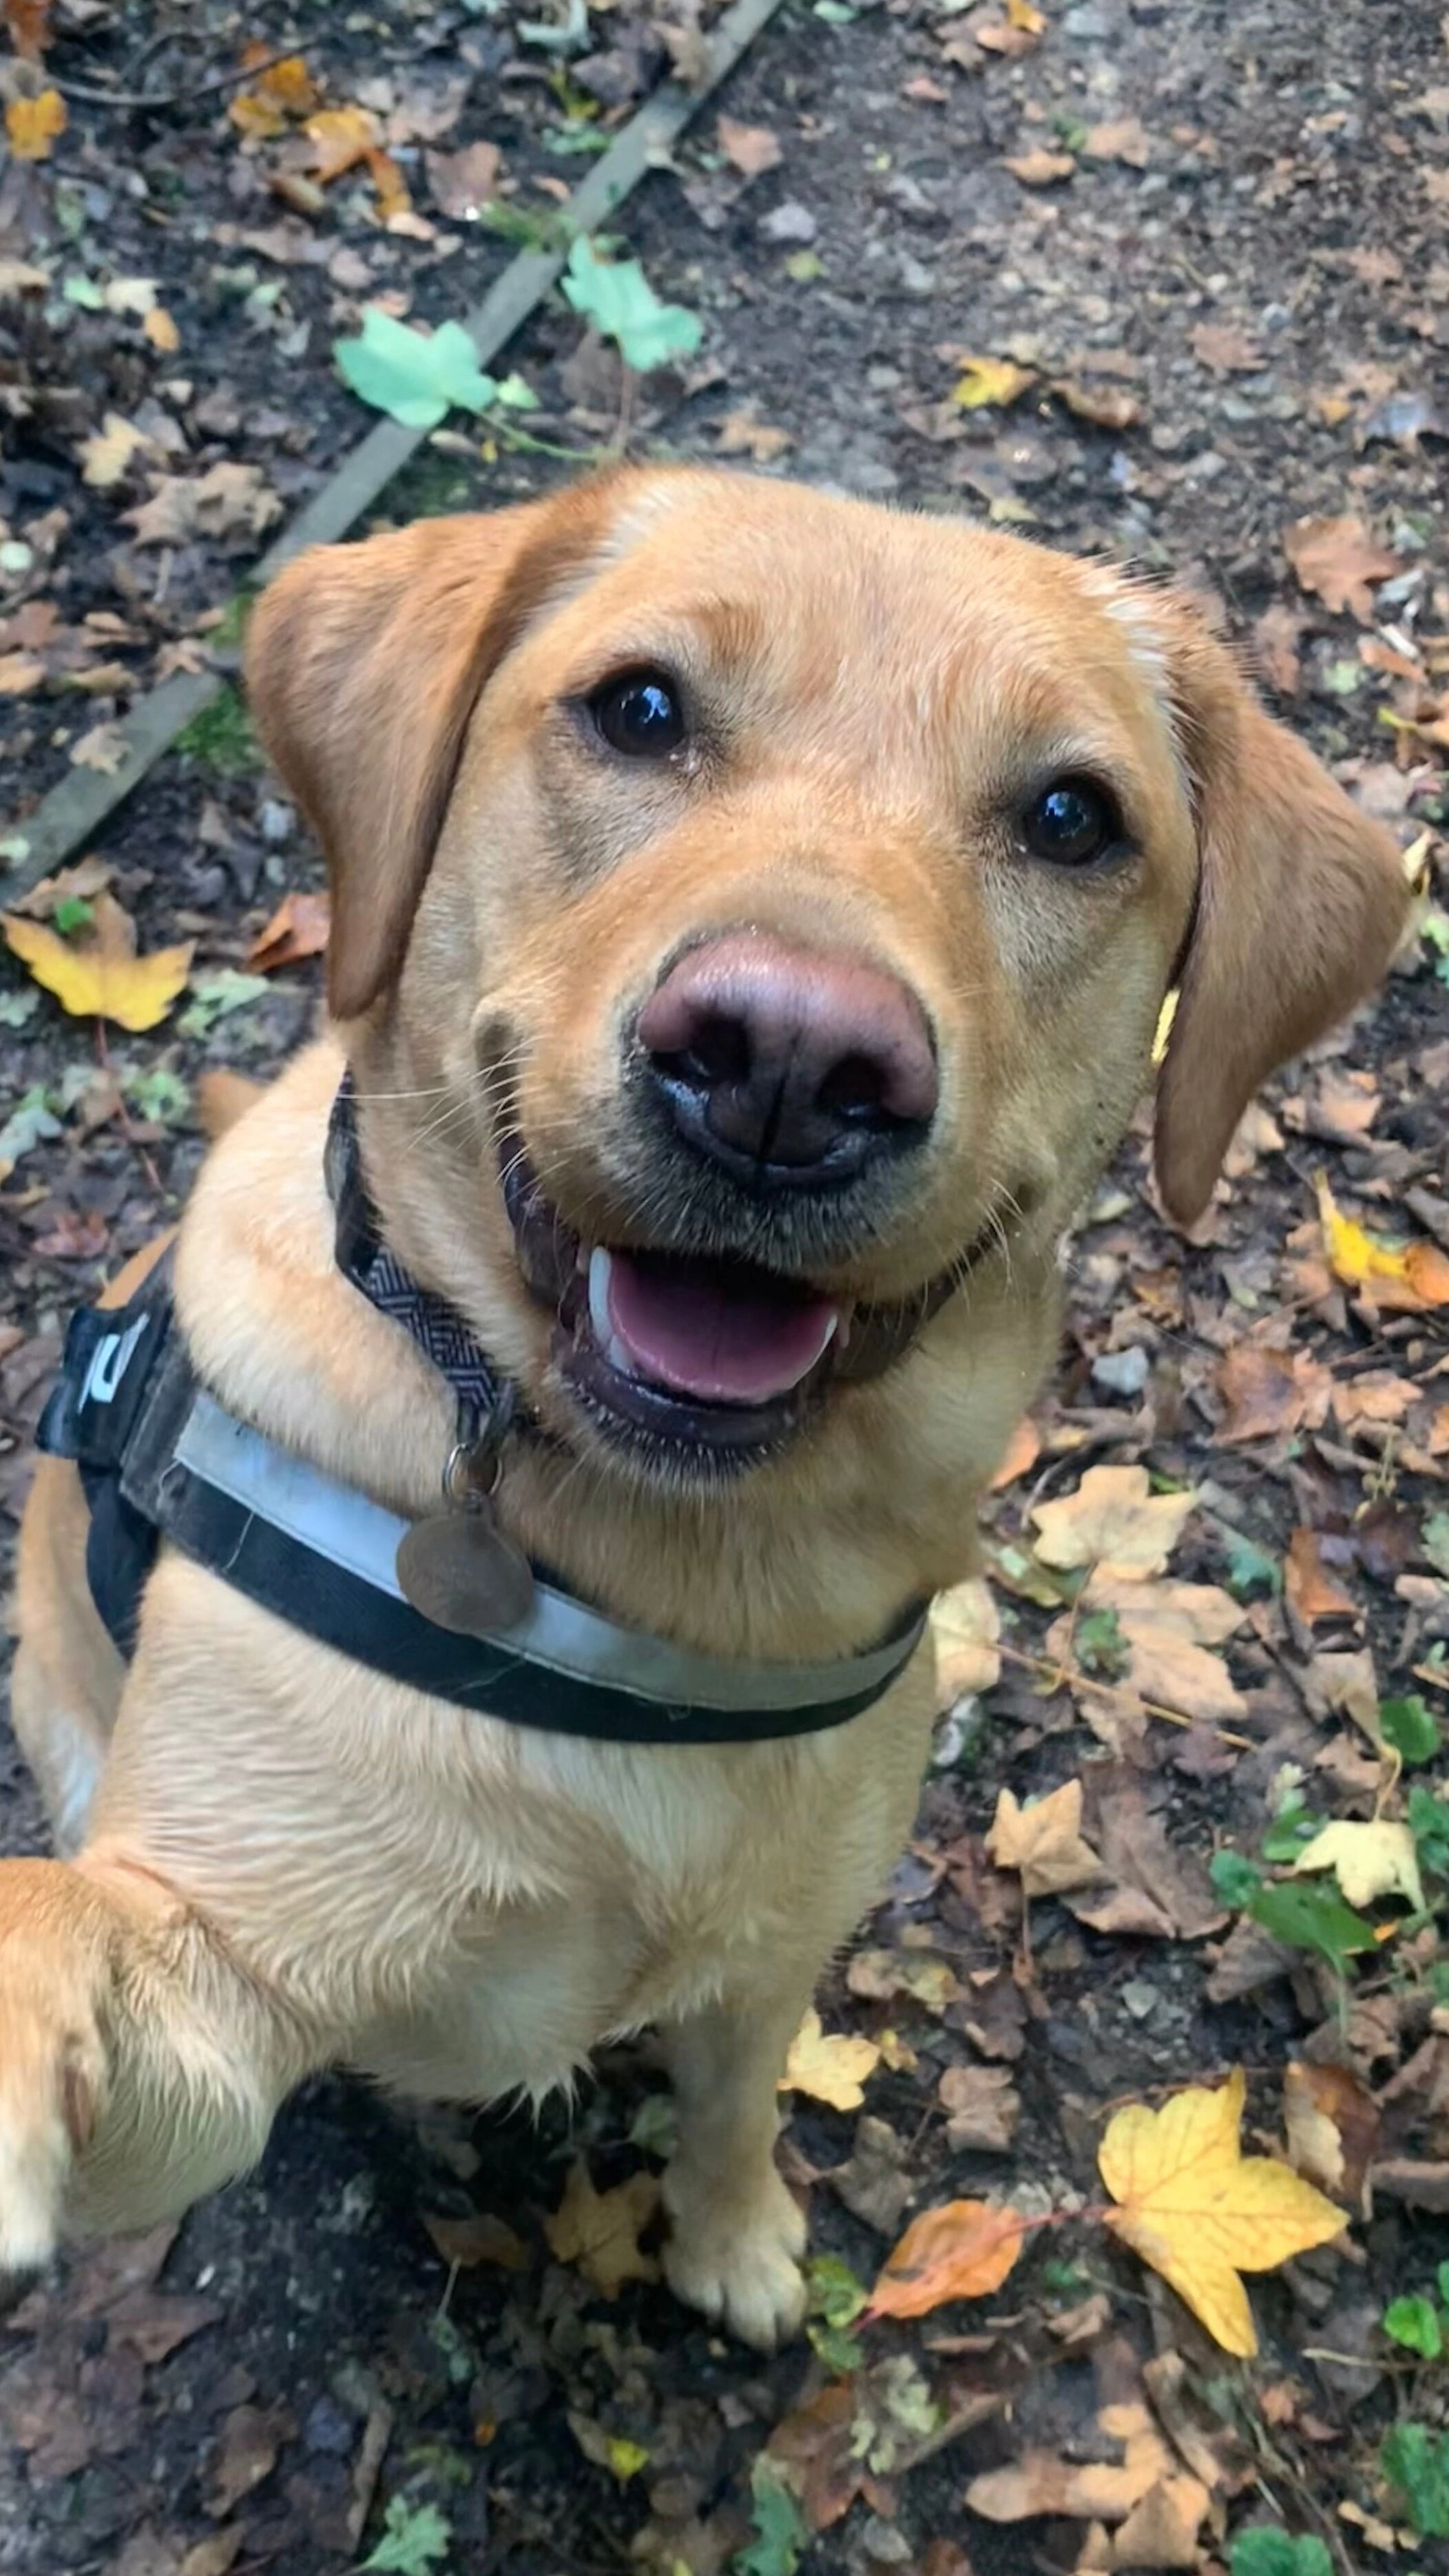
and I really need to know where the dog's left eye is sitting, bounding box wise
[589,671,686,758]
[1021,775,1121,867]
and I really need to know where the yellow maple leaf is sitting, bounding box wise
[79,412,150,490]
[1030,1463,1198,1579]
[1099,2068,1346,2357]
[930,1575,1001,1702]
[952,354,1035,410]
[1006,0,1045,27]
[543,2159,659,2298]
[1316,1173,1449,1312]
[3,894,194,1033]
[6,86,65,160]
[780,2006,880,2111]
[870,2197,1027,2320]
[986,1779,1105,1898]
[1293,1818,1425,1915]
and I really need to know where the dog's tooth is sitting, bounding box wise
[587,1245,614,1348]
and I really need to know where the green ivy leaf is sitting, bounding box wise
[1261,1799,1319,1864]
[361,2496,452,2573]
[1247,1878,1378,1973]
[731,2462,806,2576]
[561,235,702,374]
[1421,1512,1449,1580]
[1410,1788,1449,1880]
[0,1082,61,1170]
[804,2252,868,2327]
[53,895,95,936]
[1382,2422,1449,2539]
[1384,2295,1444,2359]
[1229,2534,1332,2576]
[1210,1849,1263,1909]
[1221,1529,1282,1600]
[335,308,505,428]
[177,970,271,1038]
[1381,1695,1443,1767]
[1076,1605,1129,1679]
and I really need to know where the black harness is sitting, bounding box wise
[35,1093,926,1746]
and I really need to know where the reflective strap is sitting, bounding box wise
[172,1394,925,1717]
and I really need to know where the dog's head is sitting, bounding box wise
[248,469,1406,1490]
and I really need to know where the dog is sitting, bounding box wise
[4,467,1408,2349]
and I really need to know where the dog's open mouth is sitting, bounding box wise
[502,1143,1001,1469]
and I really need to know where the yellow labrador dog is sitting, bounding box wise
[6,468,1406,2347]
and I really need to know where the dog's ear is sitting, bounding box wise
[245,484,615,1018]
[1147,596,1409,1226]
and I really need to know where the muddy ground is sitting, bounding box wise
[1,1,1448,2571]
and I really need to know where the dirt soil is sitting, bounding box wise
[2,2,1449,2572]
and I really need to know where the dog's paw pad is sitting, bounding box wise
[663,2172,809,2351]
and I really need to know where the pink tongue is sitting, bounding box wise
[606,1251,839,1405]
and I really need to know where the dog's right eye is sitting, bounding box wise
[589,671,686,758]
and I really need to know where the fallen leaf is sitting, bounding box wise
[543,2160,659,2298]
[3,895,194,1033]
[79,412,152,490]
[0,651,44,695]
[0,258,50,293]
[1031,1465,1198,1579]
[246,890,330,972]
[4,0,51,63]
[1107,2472,1211,2567]
[250,49,319,116]
[1284,514,1400,622]
[967,2407,1176,2525]
[952,354,1034,409]
[5,86,65,159]
[870,2198,1025,2318]
[70,721,128,774]
[1060,1571,1248,1728]
[421,2209,528,2272]
[229,90,288,140]
[142,307,180,354]
[205,2402,292,2517]
[831,2114,913,2234]
[1099,2068,1347,2356]
[930,1576,1001,1701]
[1282,2060,1379,2202]
[1216,1341,1331,1442]
[988,1414,1040,1488]
[1252,600,1304,695]
[714,408,793,461]
[424,139,501,219]
[1054,376,1141,430]
[1083,117,1151,167]
[1294,1819,1426,1914]
[986,1780,1105,1898]
[1190,322,1265,371]
[1003,147,1076,185]
[304,103,382,181]
[939,2062,1020,2152]
[1284,1527,1359,1625]
[1317,1174,1449,1312]
[783,2007,881,2111]
[125,463,282,547]
[717,114,782,176]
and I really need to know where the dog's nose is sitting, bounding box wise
[636,932,937,1182]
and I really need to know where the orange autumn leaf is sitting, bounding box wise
[1284,1527,1358,1626]
[1099,2067,1346,2358]
[988,1414,1041,1490]
[366,147,413,222]
[305,103,382,182]
[6,86,65,160]
[869,2198,1026,2320]
[247,48,319,116]
[4,0,52,62]
[1316,1174,1449,1312]
[247,889,331,973]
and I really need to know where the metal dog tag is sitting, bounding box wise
[397,1507,534,1637]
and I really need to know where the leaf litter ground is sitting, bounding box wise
[2,1,1449,2571]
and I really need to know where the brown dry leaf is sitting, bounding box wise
[3,894,193,1033]
[831,2114,912,2236]
[1063,1570,1248,1727]
[143,306,180,354]
[968,2407,1175,2525]
[1282,2060,1380,2202]
[182,2534,244,2576]
[714,408,794,461]
[1107,2472,1211,2568]
[70,721,128,774]
[425,139,501,218]
[1069,1766,1227,1939]
[988,1414,1041,1488]
[4,0,52,63]
[1216,1341,1332,1442]
[1004,146,1076,185]
[247,890,330,972]
[1331,1370,1418,1432]
[1083,118,1151,167]
[543,2159,659,2298]
[1031,1463,1198,1579]
[0,651,44,695]
[783,2007,881,2110]
[717,114,782,177]
[304,103,382,181]
[1191,322,1265,371]
[1284,514,1400,622]
[1054,377,1141,430]
[229,92,288,140]
[1099,2068,1347,2357]
[79,412,152,491]
[368,149,413,223]
[205,2402,293,2517]
[422,2208,528,2272]
[986,1780,1105,1898]
[939,2062,1020,2152]
[870,2197,1026,2318]
[1284,1527,1358,1625]
[125,462,282,547]
[5,87,65,158]
[0,258,50,293]
[930,1575,1001,1702]
[12,855,118,923]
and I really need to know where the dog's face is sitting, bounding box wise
[249,470,1406,1492]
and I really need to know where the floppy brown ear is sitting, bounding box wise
[1151,604,1409,1226]
[244,484,614,1019]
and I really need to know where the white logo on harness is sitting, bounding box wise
[83,1315,148,1408]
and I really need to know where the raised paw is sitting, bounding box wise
[0,1861,110,2275]
[662,2159,809,2351]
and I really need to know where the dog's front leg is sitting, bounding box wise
[0,1848,309,2276]
[660,1991,810,2350]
